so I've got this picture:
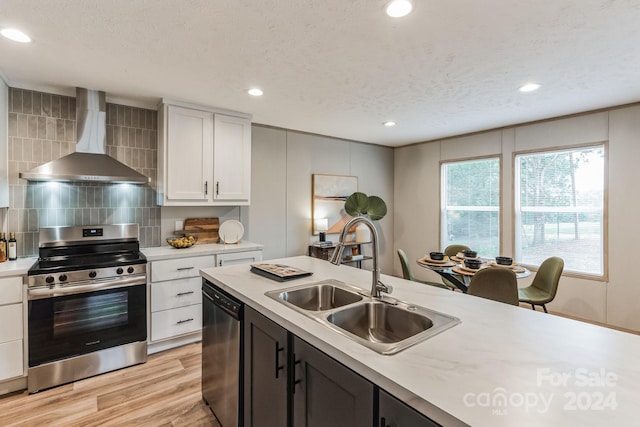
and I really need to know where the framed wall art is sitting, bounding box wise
[312,174,357,235]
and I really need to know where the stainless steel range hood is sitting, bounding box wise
[19,88,150,184]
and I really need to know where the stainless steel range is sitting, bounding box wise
[26,224,148,393]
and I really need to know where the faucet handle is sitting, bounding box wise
[377,281,393,295]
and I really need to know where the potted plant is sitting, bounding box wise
[344,192,387,242]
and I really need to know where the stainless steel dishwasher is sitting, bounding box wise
[202,279,243,427]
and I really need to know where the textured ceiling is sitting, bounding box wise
[1,0,639,146]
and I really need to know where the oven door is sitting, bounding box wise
[28,283,147,367]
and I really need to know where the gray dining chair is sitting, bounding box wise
[467,267,519,306]
[397,249,453,290]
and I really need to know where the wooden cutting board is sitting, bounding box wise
[183,218,219,244]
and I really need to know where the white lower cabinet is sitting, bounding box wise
[216,250,262,266]
[151,304,203,342]
[148,248,262,353]
[0,275,25,385]
[148,255,214,353]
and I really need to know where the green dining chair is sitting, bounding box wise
[518,256,564,313]
[467,267,519,306]
[397,249,452,290]
[442,244,471,290]
[443,244,471,258]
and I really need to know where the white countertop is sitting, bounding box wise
[200,256,640,427]
[0,257,37,278]
[141,241,263,261]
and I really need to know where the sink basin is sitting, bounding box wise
[326,302,433,343]
[265,280,460,355]
[325,301,459,355]
[266,280,364,312]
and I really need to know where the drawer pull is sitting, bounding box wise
[176,266,195,271]
[176,291,195,296]
[177,318,194,324]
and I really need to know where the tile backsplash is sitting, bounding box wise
[6,88,160,256]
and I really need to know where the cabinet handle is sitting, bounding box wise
[291,357,302,394]
[205,181,208,195]
[275,343,285,379]
[177,318,194,324]
[219,260,222,267]
[216,181,219,196]
[176,291,195,296]
[380,417,387,427]
[177,266,194,271]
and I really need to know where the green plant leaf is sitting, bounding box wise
[367,196,387,220]
[344,192,369,216]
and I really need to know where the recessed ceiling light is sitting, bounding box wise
[248,88,263,97]
[519,83,541,93]
[1,28,31,43]
[383,121,396,127]
[386,0,413,18]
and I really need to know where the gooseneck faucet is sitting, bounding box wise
[329,216,392,298]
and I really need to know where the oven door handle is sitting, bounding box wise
[28,276,147,299]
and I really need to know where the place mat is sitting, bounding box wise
[418,258,455,268]
[420,255,450,264]
[488,261,526,273]
[452,266,477,276]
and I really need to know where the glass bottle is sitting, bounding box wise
[0,232,6,263]
[8,232,17,261]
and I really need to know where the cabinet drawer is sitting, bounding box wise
[151,277,202,312]
[151,255,215,282]
[151,304,202,342]
[0,340,23,380]
[0,276,23,305]
[0,304,22,343]
[216,250,263,266]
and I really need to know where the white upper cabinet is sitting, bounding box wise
[213,114,251,202]
[157,101,251,206]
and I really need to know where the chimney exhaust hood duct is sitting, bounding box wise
[19,88,150,184]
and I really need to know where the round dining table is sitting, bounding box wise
[416,256,531,293]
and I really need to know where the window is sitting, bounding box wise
[514,144,605,276]
[441,157,500,258]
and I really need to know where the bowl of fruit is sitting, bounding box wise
[166,235,197,249]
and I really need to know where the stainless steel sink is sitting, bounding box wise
[266,280,460,355]
[325,300,459,355]
[266,279,364,312]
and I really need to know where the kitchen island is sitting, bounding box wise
[200,256,640,426]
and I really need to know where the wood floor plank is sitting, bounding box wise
[0,343,220,427]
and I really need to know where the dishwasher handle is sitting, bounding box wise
[203,281,242,320]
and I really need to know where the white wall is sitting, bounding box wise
[249,125,395,273]
[394,104,640,332]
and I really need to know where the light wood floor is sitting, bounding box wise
[0,342,220,427]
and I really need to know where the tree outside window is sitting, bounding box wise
[515,145,605,276]
[441,157,500,258]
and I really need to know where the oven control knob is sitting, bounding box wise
[116,268,124,275]
[45,275,55,284]
[59,274,68,282]
[89,271,97,278]
[127,266,135,274]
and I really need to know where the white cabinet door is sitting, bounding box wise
[213,114,251,203]
[0,340,23,380]
[217,250,263,267]
[165,105,213,201]
[0,304,22,343]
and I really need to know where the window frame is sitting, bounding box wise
[512,142,608,281]
[439,155,503,258]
